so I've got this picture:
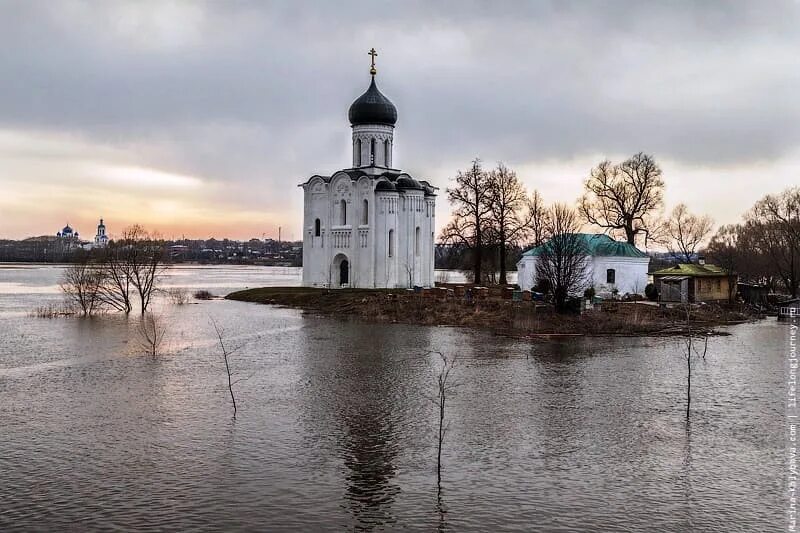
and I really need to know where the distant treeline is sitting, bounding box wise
[0,236,302,266]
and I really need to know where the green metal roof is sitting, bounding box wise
[653,263,731,277]
[521,233,648,258]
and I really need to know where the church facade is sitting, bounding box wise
[300,52,436,288]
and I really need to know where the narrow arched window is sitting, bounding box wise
[606,268,616,284]
[314,218,321,237]
[388,229,394,257]
[415,226,420,256]
[355,139,362,166]
[340,199,347,225]
[384,139,390,166]
[370,138,376,165]
[362,199,369,225]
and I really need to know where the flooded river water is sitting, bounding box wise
[0,264,786,531]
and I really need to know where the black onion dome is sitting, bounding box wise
[348,77,397,126]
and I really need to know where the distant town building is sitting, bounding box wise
[299,50,436,288]
[517,233,650,296]
[94,218,108,248]
[653,263,737,303]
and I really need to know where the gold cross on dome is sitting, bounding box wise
[368,48,377,75]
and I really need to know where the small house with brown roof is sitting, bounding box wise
[653,263,737,303]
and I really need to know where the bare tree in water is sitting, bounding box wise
[122,225,167,314]
[98,244,133,313]
[210,317,243,418]
[138,312,167,359]
[60,260,105,316]
[682,306,709,419]
[427,351,457,487]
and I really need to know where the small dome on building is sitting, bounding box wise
[396,176,423,190]
[419,180,436,196]
[61,225,73,235]
[348,77,397,126]
[375,180,397,191]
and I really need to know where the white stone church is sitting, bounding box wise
[300,52,436,288]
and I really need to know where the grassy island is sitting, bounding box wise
[226,286,759,337]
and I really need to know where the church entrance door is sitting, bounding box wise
[332,253,350,287]
[339,259,349,286]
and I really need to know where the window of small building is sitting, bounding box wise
[314,218,321,237]
[606,268,615,284]
[370,138,376,165]
[384,139,390,166]
[415,227,420,256]
[355,139,362,166]
[340,200,347,225]
[362,199,369,225]
[388,229,394,257]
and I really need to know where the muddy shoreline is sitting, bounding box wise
[225,287,758,337]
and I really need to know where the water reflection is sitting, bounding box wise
[297,322,432,530]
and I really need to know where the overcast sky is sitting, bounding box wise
[0,1,798,242]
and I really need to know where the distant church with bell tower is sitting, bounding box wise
[300,49,436,288]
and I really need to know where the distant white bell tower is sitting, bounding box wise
[94,218,108,247]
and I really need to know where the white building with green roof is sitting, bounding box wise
[517,233,650,296]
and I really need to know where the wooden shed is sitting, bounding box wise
[653,263,737,303]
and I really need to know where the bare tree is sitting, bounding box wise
[60,260,105,317]
[747,187,800,296]
[210,317,245,418]
[441,159,493,284]
[535,204,591,312]
[681,307,709,419]
[97,244,133,313]
[427,351,456,487]
[121,225,168,314]
[579,152,664,247]
[683,308,694,419]
[666,204,714,263]
[403,262,414,287]
[138,312,167,359]
[705,224,740,301]
[528,189,550,248]
[486,163,532,285]
[166,287,189,305]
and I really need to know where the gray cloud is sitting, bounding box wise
[0,0,798,215]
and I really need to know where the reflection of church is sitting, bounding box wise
[300,49,436,288]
